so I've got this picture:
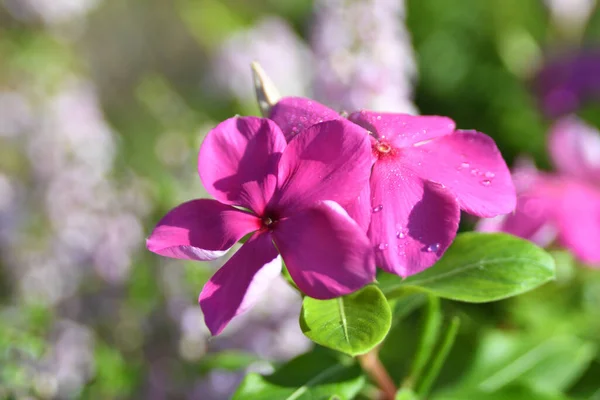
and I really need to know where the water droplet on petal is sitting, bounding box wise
[372,204,383,213]
[470,168,480,176]
[481,179,491,186]
[378,243,389,251]
[484,171,495,179]
[460,162,470,168]
[396,230,405,239]
[376,115,382,120]
[426,243,440,252]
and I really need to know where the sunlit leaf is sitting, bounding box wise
[380,233,555,303]
[299,286,392,357]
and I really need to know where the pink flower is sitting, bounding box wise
[478,116,600,264]
[146,116,376,335]
[270,97,516,277]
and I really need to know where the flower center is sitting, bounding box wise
[262,216,273,226]
[261,214,279,231]
[372,138,398,160]
[376,142,392,153]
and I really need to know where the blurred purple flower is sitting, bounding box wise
[311,0,417,113]
[35,320,95,399]
[534,49,600,117]
[147,116,375,335]
[479,116,600,264]
[3,0,102,25]
[270,97,516,277]
[210,17,313,102]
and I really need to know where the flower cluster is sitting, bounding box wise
[479,116,600,264]
[147,95,516,334]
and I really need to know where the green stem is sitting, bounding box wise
[416,316,461,397]
[402,294,441,390]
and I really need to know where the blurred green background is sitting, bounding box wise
[1,0,600,399]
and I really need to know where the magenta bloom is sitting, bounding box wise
[479,117,600,264]
[270,97,516,277]
[147,116,375,335]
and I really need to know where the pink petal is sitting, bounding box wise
[344,183,372,232]
[404,130,516,217]
[268,97,340,142]
[556,181,600,264]
[476,159,543,235]
[199,232,281,335]
[198,117,286,214]
[369,161,460,277]
[511,157,541,192]
[273,119,372,215]
[271,200,375,299]
[477,172,564,247]
[478,193,558,247]
[348,110,455,147]
[146,199,260,261]
[548,116,600,184]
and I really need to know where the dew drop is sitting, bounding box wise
[376,115,382,120]
[470,168,480,176]
[426,243,440,252]
[460,162,470,169]
[481,179,491,186]
[372,204,383,213]
[378,243,389,251]
[396,230,405,239]
[484,171,495,179]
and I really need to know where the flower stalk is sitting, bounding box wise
[357,348,397,400]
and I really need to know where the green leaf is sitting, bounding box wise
[518,339,596,392]
[406,295,442,390]
[232,350,365,400]
[432,385,570,400]
[199,351,261,373]
[83,343,139,399]
[452,331,596,394]
[389,292,428,326]
[471,333,596,393]
[396,388,418,400]
[299,285,392,356]
[380,233,555,303]
[417,316,461,397]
